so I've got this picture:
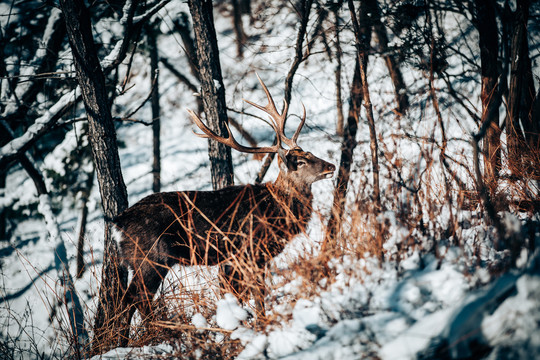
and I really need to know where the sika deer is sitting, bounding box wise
[115,75,335,328]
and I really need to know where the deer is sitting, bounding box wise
[114,75,335,332]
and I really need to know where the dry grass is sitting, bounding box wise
[5,136,538,360]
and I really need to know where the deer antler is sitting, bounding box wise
[188,75,306,154]
[243,74,305,150]
[188,109,282,154]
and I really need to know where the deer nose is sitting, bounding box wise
[321,163,336,179]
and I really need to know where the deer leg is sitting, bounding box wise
[219,262,245,299]
[124,261,171,322]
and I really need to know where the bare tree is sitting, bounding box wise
[506,0,530,175]
[331,3,345,137]
[59,0,130,352]
[148,24,162,193]
[325,59,363,247]
[232,0,248,58]
[367,0,409,114]
[188,0,234,189]
[348,0,382,258]
[474,0,502,194]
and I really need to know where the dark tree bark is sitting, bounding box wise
[59,0,129,352]
[348,0,380,206]
[506,0,529,175]
[474,0,502,193]
[521,46,538,150]
[0,168,5,240]
[188,0,234,189]
[0,129,8,240]
[148,25,161,193]
[284,0,313,108]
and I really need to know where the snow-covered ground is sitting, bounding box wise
[1,2,539,359]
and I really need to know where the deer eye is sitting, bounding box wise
[297,159,307,168]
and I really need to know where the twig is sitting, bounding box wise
[153,321,234,334]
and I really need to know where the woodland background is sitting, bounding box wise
[0,0,539,358]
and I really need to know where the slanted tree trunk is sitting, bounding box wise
[255,0,312,184]
[366,0,409,114]
[148,25,161,193]
[0,130,7,241]
[325,59,363,247]
[232,0,247,59]
[76,169,94,278]
[474,0,502,194]
[59,0,129,353]
[188,0,234,189]
[173,13,200,82]
[1,120,88,344]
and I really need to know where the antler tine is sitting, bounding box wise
[290,103,306,146]
[243,74,310,151]
[243,74,288,132]
[188,109,281,154]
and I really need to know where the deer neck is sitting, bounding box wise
[270,173,313,203]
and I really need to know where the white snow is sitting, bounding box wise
[191,312,208,329]
[216,293,249,330]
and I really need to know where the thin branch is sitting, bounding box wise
[255,0,313,184]
[160,57,198,93]
[0,89,81,168]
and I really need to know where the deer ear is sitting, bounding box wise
[278,149,297,172]
[278,148,288,172]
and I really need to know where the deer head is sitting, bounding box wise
[187,74,335,191]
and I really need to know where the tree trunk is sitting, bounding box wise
[332,6,345,137]
[148,25,161,193]
[59,0,129,353]
[348,0,382,259]
[3,119,88,344]
[255,0,312,184]
[0,129,7,241]
[475,0,502,194]
[506,0,529,175]
[325,59,363,247]
[232,0,247,59]
[188,0,234,189]
[173,13,200,82]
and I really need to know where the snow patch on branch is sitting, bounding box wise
[37,194,60,243]
[0,87,80,161]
